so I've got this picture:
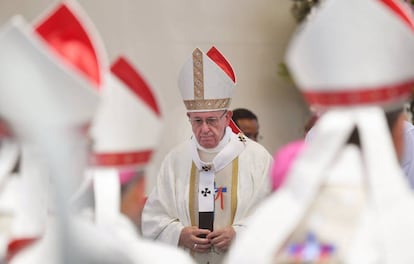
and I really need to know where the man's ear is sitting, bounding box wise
[225,111,233,126]
[227,110,233,119]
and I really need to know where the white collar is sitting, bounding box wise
[194,127,232,153]
[191,127,245,172]
[191,126,246,213]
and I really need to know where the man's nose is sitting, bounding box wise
[200,121,210,132]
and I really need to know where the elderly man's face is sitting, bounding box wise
[188,110,231,148]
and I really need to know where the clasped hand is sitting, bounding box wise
[178,226,235,253]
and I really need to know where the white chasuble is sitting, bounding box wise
[141,127,273,264]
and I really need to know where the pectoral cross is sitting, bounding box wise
[238,134,246,142]
[201,187,211,197]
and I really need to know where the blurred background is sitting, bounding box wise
[0,0,310,192]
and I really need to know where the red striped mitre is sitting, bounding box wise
[34,0,107,89]
[0,1,106,129]
[90,56,162,168]
[178,47,236,112]
[286,0,414,110]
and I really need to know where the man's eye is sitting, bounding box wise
[206,118,218,124]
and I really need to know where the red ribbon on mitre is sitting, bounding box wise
[91,150,153,167]
[303,80,414,107]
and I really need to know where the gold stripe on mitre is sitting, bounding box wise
[192,48,204,100]
[184,98,231,111]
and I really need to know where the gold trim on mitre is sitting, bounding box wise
[192,48,204,100]
[184,98,231,111]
